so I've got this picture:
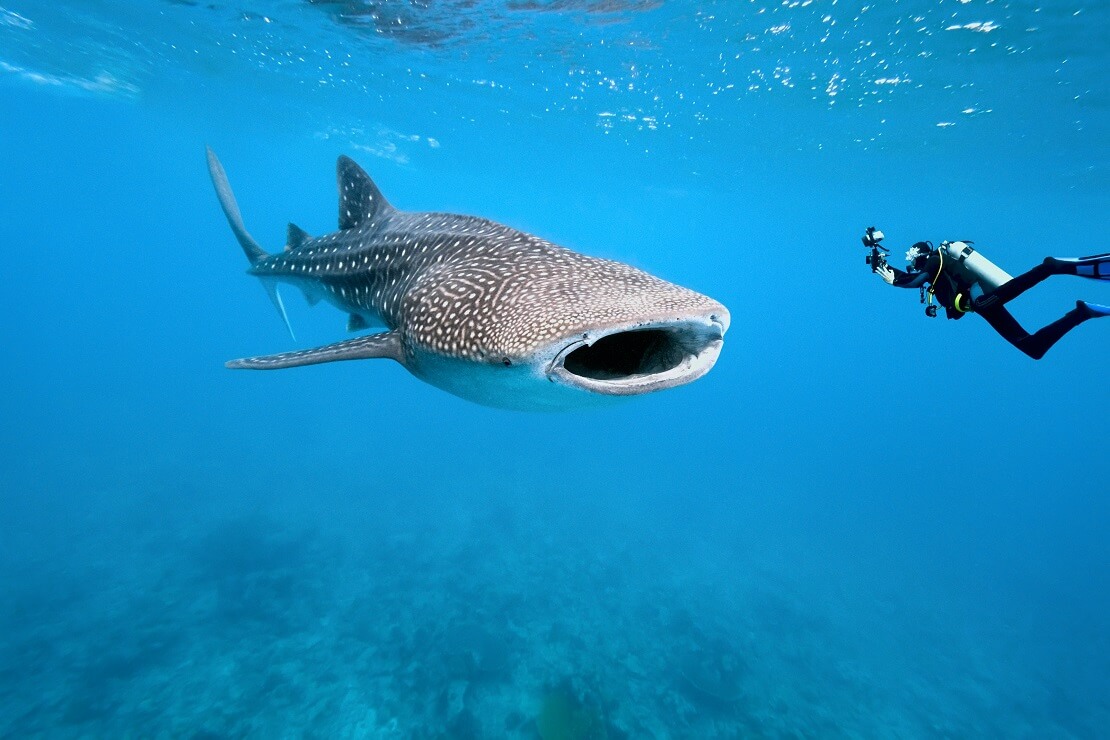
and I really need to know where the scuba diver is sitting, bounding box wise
[862,227,1110,359]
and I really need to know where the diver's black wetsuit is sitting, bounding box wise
[890,254,1109,359]
[888,253,964,320]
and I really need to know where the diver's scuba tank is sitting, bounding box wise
[939,241,1013,293]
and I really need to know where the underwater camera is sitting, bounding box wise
[862,226,889,272]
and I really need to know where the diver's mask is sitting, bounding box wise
[905,242,933,270]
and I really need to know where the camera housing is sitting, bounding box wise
[862,226,889,272]
[862,227,885,248]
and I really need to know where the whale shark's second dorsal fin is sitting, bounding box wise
[337,156,392,230]
[286,223,311,251]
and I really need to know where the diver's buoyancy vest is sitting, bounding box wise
[940,241,1013,292]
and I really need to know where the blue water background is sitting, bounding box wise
[1,1,1107,736]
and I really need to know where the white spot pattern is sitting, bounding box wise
[250,171,723,362]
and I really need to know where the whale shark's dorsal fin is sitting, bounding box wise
[286,223,311,251]
[337,156,392,230]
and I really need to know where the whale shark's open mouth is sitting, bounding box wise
[548,316,727,396]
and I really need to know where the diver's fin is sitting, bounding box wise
[1077,301,1110,319]
[1076,254,1110,280]
[227,330,404,370]
[1049,253,1110,279]
[286,223,312,251]
[262,279,296,340]
[337,156,393,230]
[347,313,370,332]
[206,147,267,264]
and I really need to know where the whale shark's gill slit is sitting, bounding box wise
[562,328,696,381]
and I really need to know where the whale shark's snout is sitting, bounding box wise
[546,311,728,396]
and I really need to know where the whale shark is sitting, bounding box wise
[207,149,729,410]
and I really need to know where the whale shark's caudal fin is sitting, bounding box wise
[206,147,295,339]
[259,279,295,340]
[206,147,266,263]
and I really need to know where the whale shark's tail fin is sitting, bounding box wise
[206,147,295,339]
[257,279,295,340]
[206,147,266,264]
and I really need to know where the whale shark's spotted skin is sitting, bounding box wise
[208,150,729,409]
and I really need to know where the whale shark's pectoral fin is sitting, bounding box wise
[226,330,403,370]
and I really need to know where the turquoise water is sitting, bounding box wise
[1,1,1107,736]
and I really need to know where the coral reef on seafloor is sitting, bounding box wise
[536,687,609,740]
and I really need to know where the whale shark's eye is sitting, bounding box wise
[502,357,512,367]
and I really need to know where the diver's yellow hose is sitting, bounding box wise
[927,243,944,303]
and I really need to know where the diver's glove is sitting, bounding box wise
[874,263,896,285]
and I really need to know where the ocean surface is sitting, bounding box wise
[1,1,1107,737]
